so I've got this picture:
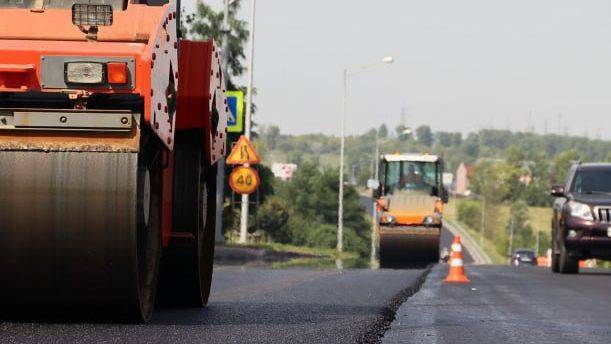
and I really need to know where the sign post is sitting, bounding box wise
[226,135,261,243]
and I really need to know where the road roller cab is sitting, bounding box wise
[373,153,447,265]
[0,0,228,321]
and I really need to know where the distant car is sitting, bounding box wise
[511,249,538,266]
[550,163,611,274]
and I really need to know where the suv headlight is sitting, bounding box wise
[65,62,105,84]
[567,201,593,221]
[381,214,396,225]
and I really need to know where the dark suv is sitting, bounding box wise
[550,163,611,274]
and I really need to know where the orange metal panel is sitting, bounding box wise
[0,4,179,149]
[0,5,165,42]
[176,40,228,164]
[0,40,147,93]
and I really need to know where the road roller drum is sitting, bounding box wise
[379,226,440,268]
[0,128,163,320]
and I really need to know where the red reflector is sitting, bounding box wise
[107,62,127,84]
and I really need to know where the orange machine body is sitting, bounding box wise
[0,3,228,248]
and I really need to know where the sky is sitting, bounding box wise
[184,0,611,139]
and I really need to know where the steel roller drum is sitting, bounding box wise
[379,226,440,266]
[0,150,144,316]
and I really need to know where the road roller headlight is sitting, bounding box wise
[423,216,434,226]
[381,214,396,225]
[65,62,106,85]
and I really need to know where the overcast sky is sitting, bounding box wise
[184,0,611,139]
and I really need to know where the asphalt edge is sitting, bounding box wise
[358,264,434,344]
[444,219,493,264]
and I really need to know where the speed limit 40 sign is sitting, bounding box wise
[229,166,260,194]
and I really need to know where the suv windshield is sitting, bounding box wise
[570,169,611,194]
[384,160,439,195]
[0,0,126,10]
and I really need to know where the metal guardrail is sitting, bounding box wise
[444,218,493,265]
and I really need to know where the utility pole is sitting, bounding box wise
[508,216,514,264]
[239,0,256,243]
[337,68,347,253]
[370,128,380,268]
[215,0,232,244]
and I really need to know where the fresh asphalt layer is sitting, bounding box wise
[383,264,611,344]
[0,266,429,344]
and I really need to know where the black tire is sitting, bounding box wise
[134,133,164,321]
[558,241,579,274]
[551,226,560,273]
[159,132,216,307]
[551,253,560,273]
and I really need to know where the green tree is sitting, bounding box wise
[462,133,480,158]
[278,162,370,256]
[416,125,434,146]
[506,200,534,253]
[378,124,388,139]
[265,125,280,150]
[451,132,463,146]
[257,196,291,242]
[436,131,453,147]
[184,0,249,87]
[457,200,481,230]
[551,149,579,185]
[524,152,552,206]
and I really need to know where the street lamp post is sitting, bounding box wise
[338,56,393,254]
[239,0,257,243]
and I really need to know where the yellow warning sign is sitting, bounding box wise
[229,166,260,194]
[226,135,261,165]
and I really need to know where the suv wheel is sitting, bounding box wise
[551,252,560,273]
[558,239,579,274]
[551,225,560,273]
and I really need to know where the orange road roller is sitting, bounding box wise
[0,0,228,321]
[371,153,448,267]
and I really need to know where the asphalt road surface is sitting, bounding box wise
[0,267,429,344]
[384,265,611,343]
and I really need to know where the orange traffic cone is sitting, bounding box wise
[444,236,470,283]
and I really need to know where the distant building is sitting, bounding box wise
[272,163,298,181]
[442,173,454,190]
[455,162,473,196]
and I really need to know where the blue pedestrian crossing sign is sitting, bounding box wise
[226,90,244,133]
